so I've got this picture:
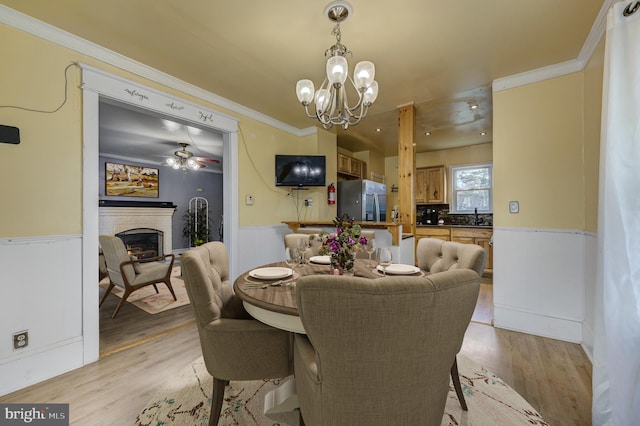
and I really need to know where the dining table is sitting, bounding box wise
[233,258,424,333]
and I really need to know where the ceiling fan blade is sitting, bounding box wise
[195,157,220,164]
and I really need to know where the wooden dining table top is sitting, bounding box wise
[233,259,386,316]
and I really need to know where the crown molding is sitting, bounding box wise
[493,0,613,92]
[0,5,308,137]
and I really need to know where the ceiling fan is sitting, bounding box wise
[165,142,220,170]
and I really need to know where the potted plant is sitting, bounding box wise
[182,204,211,247]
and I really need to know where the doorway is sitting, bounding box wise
[81,64,240,363]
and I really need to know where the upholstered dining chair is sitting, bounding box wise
[98,235,176,318]
[294,270,481,425]
[417,237,487,277]
[284,233,321,262]
[181,242,292,426]
[416,237,487,410]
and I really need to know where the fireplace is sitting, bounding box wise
[99,201,176,254]
[115,228,164,259]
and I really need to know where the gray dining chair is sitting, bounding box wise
[181,241,293,426]
[284,233,321,262]
[293,269,481,425]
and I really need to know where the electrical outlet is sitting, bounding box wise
[304,199,313,207]
[13,330,28,350]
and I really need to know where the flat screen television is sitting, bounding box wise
[275,155,326,187]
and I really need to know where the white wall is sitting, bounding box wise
[0,236,85,395]
[493,227,589,343]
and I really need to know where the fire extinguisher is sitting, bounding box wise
[328,183,336,205]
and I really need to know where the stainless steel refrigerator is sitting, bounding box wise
[337,180,387,222]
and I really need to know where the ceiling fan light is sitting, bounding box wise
[172,162,181,170]
[354,61,375,89]
[296,80,315,104]
[363,80,378,105]
[187,158,199,169]
[166,158,176,167]
[326,56,348,86]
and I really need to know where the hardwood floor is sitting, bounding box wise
[1,275,592,426]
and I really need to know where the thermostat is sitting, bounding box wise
[509,201,519,214]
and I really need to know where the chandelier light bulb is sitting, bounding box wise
[363,80,379,105]
[326,56,348,86]
[354,61,375,89]
[296,80,315,104]
[315,88,331,113]
[166,158,176,167]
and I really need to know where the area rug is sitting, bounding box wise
[99,266,190,314]
[135,355,548,426]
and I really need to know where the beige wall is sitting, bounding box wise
[493,73,586,230]
[237,123,337,226]
[0,24,83,237]
[583,39,605,233]
[0,23,329,238]
[416,143,493,169]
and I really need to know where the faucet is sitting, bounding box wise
[474,208,482,226]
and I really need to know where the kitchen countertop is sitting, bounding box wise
[416,224,493,229]
[283,220,407,245]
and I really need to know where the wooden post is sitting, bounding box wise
[397,104,416,233]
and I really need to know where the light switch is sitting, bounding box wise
[509,201,519,214]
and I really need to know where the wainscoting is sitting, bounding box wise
[493,227,596,348]
[0,235,85,396]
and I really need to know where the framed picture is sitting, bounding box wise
[105,162,159,198]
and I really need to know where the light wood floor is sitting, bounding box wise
[1,276,591,426]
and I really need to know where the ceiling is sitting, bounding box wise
[3,0,605,157]
[99,99,224,173]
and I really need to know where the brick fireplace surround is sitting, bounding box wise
[98,201,176,254]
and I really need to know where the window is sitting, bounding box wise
[450,163,493,214]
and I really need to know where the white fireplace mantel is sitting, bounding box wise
[99,207,175,253]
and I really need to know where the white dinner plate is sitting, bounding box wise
[249,267,293,280]
[309,255,331,265]
[376,264,421,275]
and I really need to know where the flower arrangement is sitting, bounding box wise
[318,214,368,274]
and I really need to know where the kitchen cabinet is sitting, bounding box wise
[414,226,451,242]
[337,153,364,178]
[451,227,493,270]
[415,169,427,203]
[415,166,445,204]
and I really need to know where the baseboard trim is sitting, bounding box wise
[493,305,582,343]
[0,338,84,397]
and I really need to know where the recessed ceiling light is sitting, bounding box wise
[480,131,487,136]
[471,104,478,109]
[425,131,431,136]
[375,128,381,132]
[163,120,181,131]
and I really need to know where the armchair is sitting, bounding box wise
[294,270,480,425]
[181,242,292,426]
[99,235,176,318]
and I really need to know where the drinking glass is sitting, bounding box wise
[285,247,301,270]
[297,238,311,265]
[365,239,376,268]
[377,247,393,276]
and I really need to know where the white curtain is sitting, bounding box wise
[593,2,640,425]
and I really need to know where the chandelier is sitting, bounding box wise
[166,143,200,170]
[295,1,378,130]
